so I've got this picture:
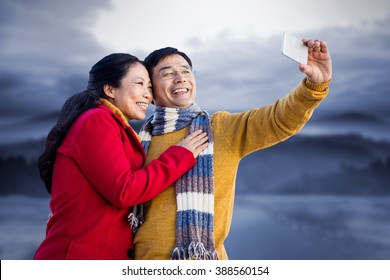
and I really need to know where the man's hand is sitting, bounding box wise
[299,39,332,84]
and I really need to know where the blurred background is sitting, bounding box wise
[1,0,389,260]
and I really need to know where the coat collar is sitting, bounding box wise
[99,98,141,142]
[99,98,129,127]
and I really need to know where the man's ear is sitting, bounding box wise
[103,84,116,98]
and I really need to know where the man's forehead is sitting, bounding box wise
[156,55,190,68]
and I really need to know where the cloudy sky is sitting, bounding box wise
[1,0,390,143]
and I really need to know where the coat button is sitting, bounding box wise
[127,249,135,259]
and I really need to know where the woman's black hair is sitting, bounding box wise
[38,53,142,194]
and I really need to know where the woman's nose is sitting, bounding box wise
[143,87,153,100]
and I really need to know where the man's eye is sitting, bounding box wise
[162,71,174,78]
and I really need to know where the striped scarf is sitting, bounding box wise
[129,103,219,260]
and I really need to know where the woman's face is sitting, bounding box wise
[110,63,153,121]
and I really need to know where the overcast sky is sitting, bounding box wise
[1,0,390,143]
[90,0,390,54]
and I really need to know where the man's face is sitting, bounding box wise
[151,54,196,108]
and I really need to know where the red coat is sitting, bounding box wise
[34,104,195,260]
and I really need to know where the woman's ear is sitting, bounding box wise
[103,84,116,99]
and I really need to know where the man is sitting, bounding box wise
[133,39,332,260]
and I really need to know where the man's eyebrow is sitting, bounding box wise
[158,66,172,72]
[158,65,191,71]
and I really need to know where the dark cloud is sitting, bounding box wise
[0,72,19,89]
[0,0,112,118]
[310,16,390,118]
[191,34,299,111]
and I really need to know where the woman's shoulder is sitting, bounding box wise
[71,105,118,134]
[75,105,113,123]
[81,104,110,118]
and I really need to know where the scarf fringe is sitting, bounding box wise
[128,211,143,233]
[171,242,219,260]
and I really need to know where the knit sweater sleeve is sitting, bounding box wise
[211,78,330,158]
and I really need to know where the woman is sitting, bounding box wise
[34,53,208,260]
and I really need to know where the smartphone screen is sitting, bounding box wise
[281,32,308,64]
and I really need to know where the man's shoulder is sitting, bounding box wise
[210,110,250,124]
[210,110,239,133]
[210,110,230,120]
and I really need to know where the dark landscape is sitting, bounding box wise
[1,112,390,260]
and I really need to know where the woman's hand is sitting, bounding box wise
[176,130,209,158]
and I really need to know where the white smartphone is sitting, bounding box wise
[281,32,308,65]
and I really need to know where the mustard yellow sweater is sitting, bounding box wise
[134,78,329,260]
